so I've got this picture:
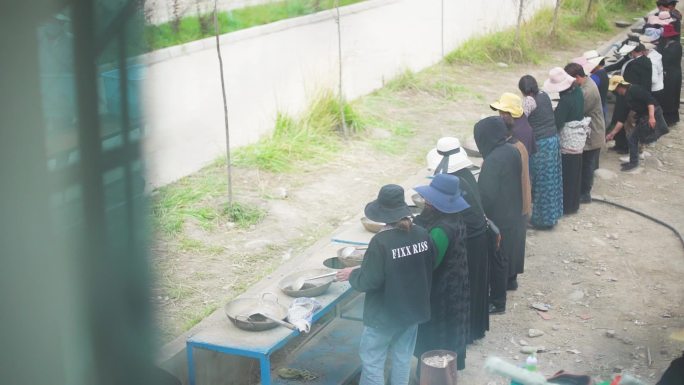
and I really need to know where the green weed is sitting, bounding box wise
[224,202,266,229]
[146,0,365,51]
[446,0,649,65]
[183,304,219,331]
[178,237,225,255]
[234,91,364,172]
[151,170,265,234]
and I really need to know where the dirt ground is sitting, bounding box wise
[151,27,684,383]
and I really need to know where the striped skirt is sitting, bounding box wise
[530,135,563,228]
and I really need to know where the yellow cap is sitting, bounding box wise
[490,92,524,118]
[608,75,630,91]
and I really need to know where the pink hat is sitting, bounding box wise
[543,67,576,93]
[572,56,595,77]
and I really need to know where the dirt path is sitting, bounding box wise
[152,27,684,382]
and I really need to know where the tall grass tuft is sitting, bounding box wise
[234,91,364,172]
[446,0,649,65]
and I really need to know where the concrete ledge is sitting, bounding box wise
[142,0,399,66]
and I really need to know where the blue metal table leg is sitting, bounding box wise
[187,343,196,385]
[260,355,272,385]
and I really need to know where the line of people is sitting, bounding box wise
[333,5,682,384]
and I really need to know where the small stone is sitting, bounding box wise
[534,292,545,297]
[621,337,634,345]
[607,233,619,240]
[595,271,602,276]
[595,168,618,180]
[519,339,529,346]
[496,62,509,68]
[520,346,545,354]
[226,222,236,230]
[662,313,672,318]
[606,330,617,338]
[274,187,288,199]
[608,277,618,282]
[529,329,545,338]
[532,303,550,312]
[562,260,570,264]
[567,349,581,355]
[573,225,579,231]
[569,290,585,301]
[552,324,561,331]
[514,355,520,360]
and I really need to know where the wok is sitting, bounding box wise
[224,293,289,331]
[279,268,334,297]
[336,246,366,268]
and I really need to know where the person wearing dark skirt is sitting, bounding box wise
[566,61,606,204]
[474,117,525,315]
[658,25,682,125]
[413,173,471,371]
[426,137,489,342]
[544,67,588,215]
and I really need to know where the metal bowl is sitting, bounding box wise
[323,257,346,269]
[411,193,425,209]
[224,293,288,331]
[336,246,365,267]
[278,268,334,298]
[361,217,384,233]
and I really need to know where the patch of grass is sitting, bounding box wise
[178,237,225,255]
[224,202,266,229]
[381,67,483,102]
[151,170,265,235]
[446,0,649,65]
[146,0,366,51]
[234,91,364,172]
[183,304,219,331]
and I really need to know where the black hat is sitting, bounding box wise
[364,184,412,224]
[633,43,647,53]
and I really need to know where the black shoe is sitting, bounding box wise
[579,194,592,204]
[620,162,639,172]
[507,279,518,291]
[489,304,505,314]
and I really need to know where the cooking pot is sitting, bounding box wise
[279,268,334,297]
[224,293,289,331]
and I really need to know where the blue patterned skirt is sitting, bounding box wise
[530,135,563,227]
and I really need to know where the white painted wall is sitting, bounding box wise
[142,0,554,187]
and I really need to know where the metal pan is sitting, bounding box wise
[279,268,334,298]
[224,293,289,331]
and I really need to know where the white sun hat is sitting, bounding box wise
[426,137,473,174]
[582,49,605,72]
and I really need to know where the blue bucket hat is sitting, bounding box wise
[414,174,470,214]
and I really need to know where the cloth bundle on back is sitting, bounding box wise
[473,116,526,315]
[413,173,471,371]
[544,67,589,215]
[426,137,490,343]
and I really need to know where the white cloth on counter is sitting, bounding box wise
[287,297,322,333]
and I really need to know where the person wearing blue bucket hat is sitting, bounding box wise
[427,137,492,344]
[412,174,471,371]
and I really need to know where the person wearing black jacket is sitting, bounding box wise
[605,44,653,153]
[658,27,682,125]
[336,184,434,385]
[606,76,669,171]
[426,137,490,342]
[474,116,525,315]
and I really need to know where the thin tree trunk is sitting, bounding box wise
[335,0,348,138]
[214,0,233,205]
[551,0,562,35]
[586,0,597,23]
[515,0,525,43]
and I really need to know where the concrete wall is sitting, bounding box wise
[142,0,554,188]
